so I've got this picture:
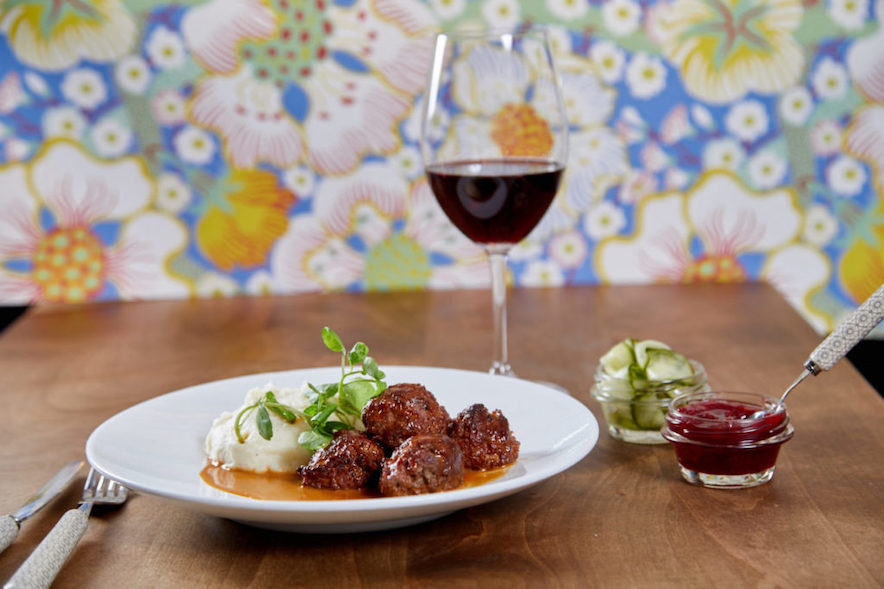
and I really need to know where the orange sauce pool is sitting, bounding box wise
[200,463,510,501]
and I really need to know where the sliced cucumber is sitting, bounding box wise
[599,339,636,378]
[632,393,667,429]
[633,339,671,369]
[602,403,638,430]
[645,349,693,381]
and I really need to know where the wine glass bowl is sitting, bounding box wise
[420,27,568,377]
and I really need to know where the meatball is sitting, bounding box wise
[378,434,464,496]
[297,429,385,490]
[448,404,520,470]
[361,383,451,448]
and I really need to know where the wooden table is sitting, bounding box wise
[1,284,882,588]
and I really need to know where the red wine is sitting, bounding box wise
[426,158,564,244]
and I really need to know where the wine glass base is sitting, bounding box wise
[489,362,516,377]
[487,364,569,393]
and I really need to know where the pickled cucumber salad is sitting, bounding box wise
[594,339,703,432]
[600,339,694,386]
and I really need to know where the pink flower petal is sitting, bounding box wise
[182,0,276,74]
[190,71,304,168]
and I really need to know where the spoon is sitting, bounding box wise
[754,282,884,418]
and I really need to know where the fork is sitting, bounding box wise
[4,469,129,589]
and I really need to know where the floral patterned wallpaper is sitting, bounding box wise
[0,0,881,337]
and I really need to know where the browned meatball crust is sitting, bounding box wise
[361,383,451,449]
[448,403,520,470]
[378,434,464,496]
[297,429,385,490]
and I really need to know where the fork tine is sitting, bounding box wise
[81,469,99,502]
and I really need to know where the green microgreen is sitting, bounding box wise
[234,326,386,451]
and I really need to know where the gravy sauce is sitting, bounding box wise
[201,463,510,501]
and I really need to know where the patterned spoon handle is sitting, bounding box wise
[808,282,884,372]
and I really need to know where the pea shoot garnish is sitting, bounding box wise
[233,327,386,450]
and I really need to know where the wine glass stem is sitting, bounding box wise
[487,250,514,377]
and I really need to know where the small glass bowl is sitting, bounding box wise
[661,391,794,489]
[590,360,710,444]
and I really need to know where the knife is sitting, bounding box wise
[0,460,83,554]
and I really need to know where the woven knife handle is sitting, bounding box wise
[809,283,884,371]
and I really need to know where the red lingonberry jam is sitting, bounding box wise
[662,393,793,477]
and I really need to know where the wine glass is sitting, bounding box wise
[420,26,568,377]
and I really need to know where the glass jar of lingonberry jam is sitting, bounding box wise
[661,391,794,489]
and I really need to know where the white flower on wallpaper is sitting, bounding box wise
[590,41,626,84]
[810,120,844,156]
[548,231,589,269]
[812,58,850,100]
[603,0,642,37]
[521,259,566,287]
[778,87,814,126]
[584,201,627,241]
[283,166,317,197]
[748,150,788,190]
[150,90,187,126]
[803,205,839,247]
[703,139,746,171]
[826,156,867,197]
[0,141,188,303]
[430,0,466,19]
[91,118,133,158]
[625,53,667,99]
[725,100,770,143]
[61,69,107,111]
[549,0,589,19]
[829,0,870,29]
[43,107,87,141]
[146,27,188,70]
[482,0,522,28]
[173,126,216,165]
[156,173,193,214]
[115,55,152,95]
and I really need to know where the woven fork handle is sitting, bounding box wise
[809,283,884,371]
[3,508,89,589]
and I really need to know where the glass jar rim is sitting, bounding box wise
[668,390,785,419]
[590,359,708,402]
[661,421,795,449]
[664,390,792,440]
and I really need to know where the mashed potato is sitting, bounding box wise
[205,382,313,473]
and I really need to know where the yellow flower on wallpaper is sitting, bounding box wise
[196,169,296,271]
[0,0,136,71]
[838,201,884,305]
[658,0,804,103]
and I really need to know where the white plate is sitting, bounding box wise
[86,366,598,533]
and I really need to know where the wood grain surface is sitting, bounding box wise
[1,284,882,588]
